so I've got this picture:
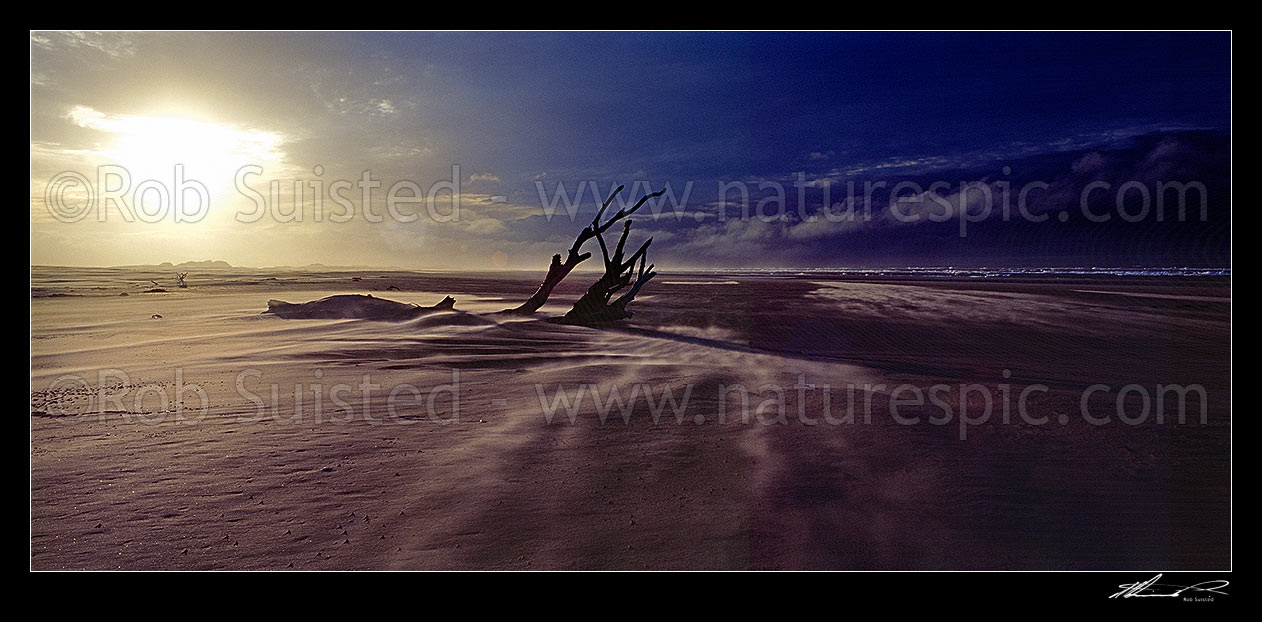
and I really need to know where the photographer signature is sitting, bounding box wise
[1110,574,1229,599]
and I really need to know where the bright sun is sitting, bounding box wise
[69,105,282,192]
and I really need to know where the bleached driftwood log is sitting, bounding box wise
[264,294,454,320]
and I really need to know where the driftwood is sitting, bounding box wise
[556,196,658,325]
[176,272,188,288]
[265,294,455,320]
[265,185,664,325]
[501,186,664,315]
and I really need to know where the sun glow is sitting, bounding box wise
[69,105,283,192]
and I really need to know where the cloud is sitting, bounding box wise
[32,31,136,60]
[27,32,1229,269]
[468,172,500,184]
[464,217,508,235]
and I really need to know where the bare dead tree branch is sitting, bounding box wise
[557,195,662,325]
[501,186,665,315]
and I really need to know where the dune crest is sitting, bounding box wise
[264,293,455,320]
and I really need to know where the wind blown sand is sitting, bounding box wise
[30,267,1230,569]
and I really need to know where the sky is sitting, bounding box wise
[30,31,1231,269]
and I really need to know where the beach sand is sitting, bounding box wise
[30,267,1230,569]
